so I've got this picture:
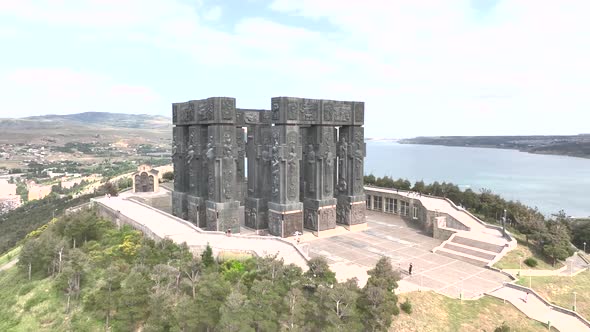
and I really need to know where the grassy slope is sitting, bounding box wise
[494,231,563,270]
[517,272,590,321]
[0,267,103,332]
[0,247,21,266]
[391,291,551,332]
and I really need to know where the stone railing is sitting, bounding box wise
[440,197,515,244]
[504,283,590,328]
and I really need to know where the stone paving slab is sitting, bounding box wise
[307,211,511,298]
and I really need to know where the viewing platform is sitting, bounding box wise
[364,186,516,268]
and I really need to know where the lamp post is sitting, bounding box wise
[574,291,577,312]
[460,278,464,303]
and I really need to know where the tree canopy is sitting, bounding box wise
[12,210,401,331]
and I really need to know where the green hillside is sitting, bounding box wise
[0,210,401,332]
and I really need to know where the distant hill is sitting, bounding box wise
[399,135,590,159]
[0,112,172,145]
[20,112,171,129]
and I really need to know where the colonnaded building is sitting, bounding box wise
[171,96,366,237]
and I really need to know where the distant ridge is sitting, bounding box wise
[399,135,590,159]
[20,112,171,129]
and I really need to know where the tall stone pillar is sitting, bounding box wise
[235,127,246,205]
[171,103,191,219]
[200,97,241,233]
[299,126,308,203]
[336,124,366,227]
[186,124,208,228]
[303,126,337,233]
[244,110,272,231]
[268,124,303,237]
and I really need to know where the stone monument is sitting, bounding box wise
[171,96,366,237]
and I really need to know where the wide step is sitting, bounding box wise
[443,243,496,260]
[436,250,488,267]
[578,252,590,265]
[452,236,504,253]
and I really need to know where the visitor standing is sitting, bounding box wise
[409,263,413,276]
[294,231,302,244]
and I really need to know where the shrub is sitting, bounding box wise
[18,283,35,296]
[524,257,538,267]
[162,171,174,181]
[23,291,51,311]
[400,299,412,314]
[494,322,511,332]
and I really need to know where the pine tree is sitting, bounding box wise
[201,243,215,268]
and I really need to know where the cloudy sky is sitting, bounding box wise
[0,0,588,138]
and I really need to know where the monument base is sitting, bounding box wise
[337,194,366,226]
[172,191,187,220]
[304,198,337,233]
[343,222,368,232]
[205,200,241,233]
[268,202,303,238]
[244,197,269,230]
[187,195,207,228]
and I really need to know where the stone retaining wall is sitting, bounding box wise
[95,200,163,241]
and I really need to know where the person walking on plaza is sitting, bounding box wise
[525,291,529,303]
[409,263,413,276]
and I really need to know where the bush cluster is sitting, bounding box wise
[400,299,413,314]
[524,257,538,267]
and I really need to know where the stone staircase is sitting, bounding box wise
[434,235,505,267]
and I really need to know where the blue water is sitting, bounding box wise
[365,141,590,217]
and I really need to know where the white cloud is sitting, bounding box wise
[0,0,588,135]
[203,6,222,21]
[0,68,164,116]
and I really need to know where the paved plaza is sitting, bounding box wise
[306,211,511,299]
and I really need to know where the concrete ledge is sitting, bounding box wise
[484,265,517,281]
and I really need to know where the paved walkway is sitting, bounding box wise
[94,196,309,270]
[489,286,590,331]
[0,258,18,272]
[503,253,589,277]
